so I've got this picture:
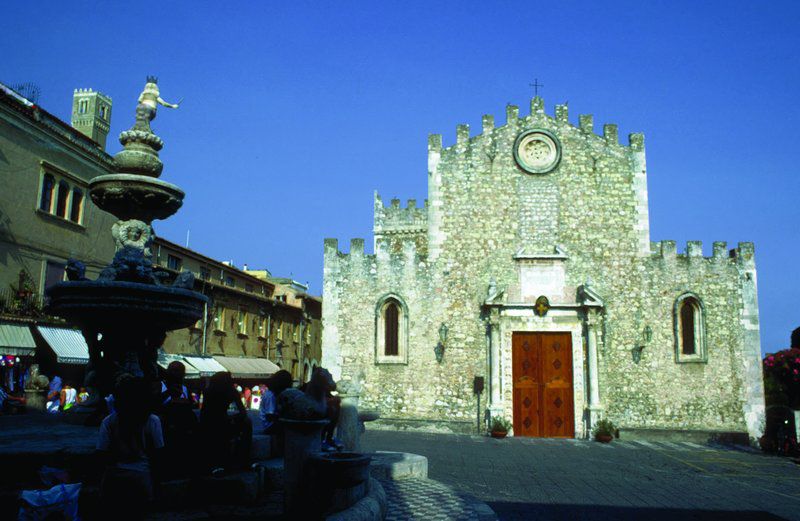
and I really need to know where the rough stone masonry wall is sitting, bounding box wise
[324,96,764,436]
[323,238,475,425]
[597,242,759,433]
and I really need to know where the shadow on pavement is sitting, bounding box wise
[487,502,789,521]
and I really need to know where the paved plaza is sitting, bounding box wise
[362,430,800,520]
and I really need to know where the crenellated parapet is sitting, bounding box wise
[426,95,646,159]
[648,240,756,267]
[323,237,428,285]
[373,191,428,238]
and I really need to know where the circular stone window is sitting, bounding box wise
[513,129,561,174]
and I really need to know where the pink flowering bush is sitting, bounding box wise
[763,348,800,408]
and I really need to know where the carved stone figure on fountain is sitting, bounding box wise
[133,76,180,134]
[111,219,154,257]
[65,260,88,282]
[98,246,157,284]
[279,368,336,420]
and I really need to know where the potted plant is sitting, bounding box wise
[489,417,512,438]
[593,418,616,443]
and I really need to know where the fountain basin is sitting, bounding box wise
[89,174,184,222]
[46,280,207,331]
[309,452,372,487]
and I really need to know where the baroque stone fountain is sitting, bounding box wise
[47,77,207,414]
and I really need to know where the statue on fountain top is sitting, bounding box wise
[133,76,181,133]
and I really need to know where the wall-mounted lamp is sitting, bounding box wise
[434,323,448,363]
[631,325,653,364]
[643,325,653,344]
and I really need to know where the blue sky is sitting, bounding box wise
[3,1,798,354]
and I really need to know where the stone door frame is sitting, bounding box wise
[485,292,604,439]
[491,306,585,437]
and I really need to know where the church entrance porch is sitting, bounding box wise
[512,332,574,437]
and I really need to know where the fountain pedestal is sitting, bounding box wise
[279,418,328,516]
[338,391,362,452]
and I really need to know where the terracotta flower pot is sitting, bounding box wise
[595,434,613,443]
[491,430,508,439]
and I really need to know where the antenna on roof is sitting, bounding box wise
[10,82,40,104]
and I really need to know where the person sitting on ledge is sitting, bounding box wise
[259,369,293,435]
[60,382,77,412]
[97,375,164,519]
[159,361,198,476]
[0,384,26,415]
[45,375,62,413]
[199,371,252,475]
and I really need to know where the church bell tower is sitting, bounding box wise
[71,88,112,150]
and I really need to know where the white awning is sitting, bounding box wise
[157,354,201,378]
[0,322,36,356]
[36,326,89,364]
[213,355,280,379]
[182,356,227,377]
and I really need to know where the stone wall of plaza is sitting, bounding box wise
[323,96,765,439]
[0,85,116,295]
[154,238,322,383]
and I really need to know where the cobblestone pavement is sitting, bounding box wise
[381,478,497,521]
[362,430,800,520]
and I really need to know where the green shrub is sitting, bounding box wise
[592,418,616,437]
[489,416,512,433]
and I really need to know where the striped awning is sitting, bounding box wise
[36,326,89,364]
[182,356,227,377]
[213,355,280,379]
[0,322,36,356]
[157,354,201,378]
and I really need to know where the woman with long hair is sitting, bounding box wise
[97,375,164,518]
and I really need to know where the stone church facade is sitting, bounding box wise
[322,96,765,441]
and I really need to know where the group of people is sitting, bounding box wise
[45,376,88,413]
[96,364,341,518]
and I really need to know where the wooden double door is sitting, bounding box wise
[512,332,574,437]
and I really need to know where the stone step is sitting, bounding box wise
[253,458,284,490]
[368,451,428,480]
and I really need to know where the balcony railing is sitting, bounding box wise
[0,288,44,318]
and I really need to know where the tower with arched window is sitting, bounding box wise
[71,88,112,150]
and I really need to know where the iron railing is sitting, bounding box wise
[0,288,44,317]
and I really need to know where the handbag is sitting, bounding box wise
[18,482,81,521]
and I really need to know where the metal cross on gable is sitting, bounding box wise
[529,78,544,97]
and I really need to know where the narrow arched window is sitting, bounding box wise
[70,188,83,223]
[384,301,399,356]
[674,293,706,363]
[39,174,55,212]
[375,294,408,364]
[55,181,70,218]
[680,300,696,355]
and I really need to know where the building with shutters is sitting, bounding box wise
[154,237,322,384]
